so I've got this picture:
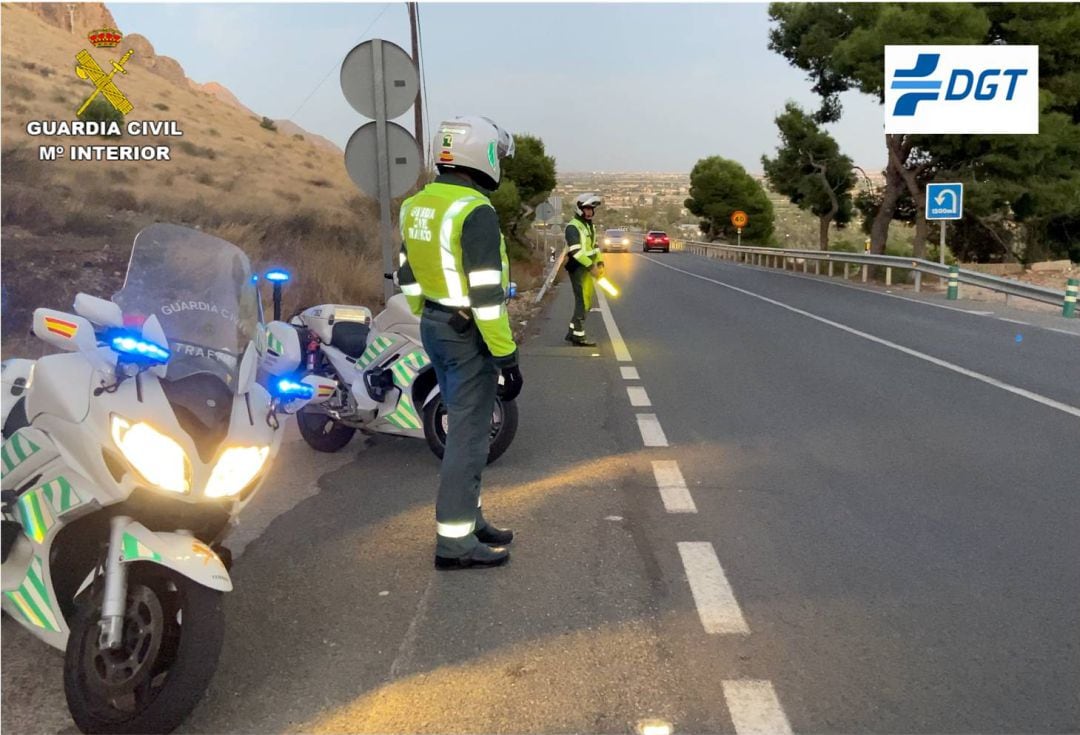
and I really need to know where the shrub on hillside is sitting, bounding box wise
[77,97,123,136]
[177,141,217,160]
[260,117,277,132]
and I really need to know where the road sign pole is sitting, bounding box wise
[371,40,396,304]
[940,220,946,266]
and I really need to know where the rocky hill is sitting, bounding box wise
[1,2,378,354]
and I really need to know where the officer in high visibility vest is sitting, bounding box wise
[564,193,604,346]
[397,116,522,570]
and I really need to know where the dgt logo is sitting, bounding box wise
[885,45,1039,134]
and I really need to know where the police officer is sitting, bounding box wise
[397,116,523,570]
[564,193,604,347]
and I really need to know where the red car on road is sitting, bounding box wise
[643,231,670,253]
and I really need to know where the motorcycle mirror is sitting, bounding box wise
[74,293,123,328]
[33,309,97,355]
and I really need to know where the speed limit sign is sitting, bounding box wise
[731,210,748,228]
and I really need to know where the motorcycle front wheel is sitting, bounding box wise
[63,565,224,734]
[296,406,356,453]
[422,395,519,465]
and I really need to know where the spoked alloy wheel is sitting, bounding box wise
[64,566,224,734]
[423,395,519,465]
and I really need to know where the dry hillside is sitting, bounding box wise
[1,1,383,355]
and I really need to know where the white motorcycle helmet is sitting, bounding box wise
[434,116,515,191]
[575,193,603,217]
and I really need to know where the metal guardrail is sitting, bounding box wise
[671,239,1075,314]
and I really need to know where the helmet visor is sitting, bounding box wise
[482,116,515,160]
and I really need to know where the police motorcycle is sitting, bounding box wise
[0,223,332,734]
[287,289,518,464]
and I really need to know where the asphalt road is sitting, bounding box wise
[3,250,1078,733]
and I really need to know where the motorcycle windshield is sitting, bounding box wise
[112,223,260,390]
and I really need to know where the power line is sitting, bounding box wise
[285,3,392,123]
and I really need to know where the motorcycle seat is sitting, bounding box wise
[331,322,371,358]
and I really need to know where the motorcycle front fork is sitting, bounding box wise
[98,515,131,650]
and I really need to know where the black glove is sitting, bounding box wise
[494,351,523,401]
[498,364,523,401]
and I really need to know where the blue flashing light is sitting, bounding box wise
[252,274,260,283]
[109,332,170,364]
[265,269,291,283]
[275,378,314,400]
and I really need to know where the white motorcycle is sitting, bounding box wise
[289,294,518,464]
[0,224,330,734]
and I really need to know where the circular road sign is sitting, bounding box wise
[344,121,421,199]
[340,39,419,120]
[731,210,749,228]
[535,202,556,223]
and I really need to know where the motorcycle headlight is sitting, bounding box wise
[110,416,191,493]
[205,446,270,498]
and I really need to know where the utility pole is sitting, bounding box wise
[67,3,77,33]
[407,2,424,169]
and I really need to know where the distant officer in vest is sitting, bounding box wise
[564,193,604,347]
[397,116,523,570]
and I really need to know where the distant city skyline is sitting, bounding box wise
[109,3,890,174]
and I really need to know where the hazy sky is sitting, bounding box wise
[109,3,889,173]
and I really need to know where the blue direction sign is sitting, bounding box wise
[926,183,963,220]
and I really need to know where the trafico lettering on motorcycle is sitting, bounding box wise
[407,206,435,242]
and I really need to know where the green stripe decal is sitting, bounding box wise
[1,446,13,473]
[123,532,139,560]
[27,558,49,604]
[15,587,54,632]
[58,476,77,511]
[17,494,43,543]
[5,592,31,625]
[393,396,420,429]
[11,435,27,462]
[29,492,51,542]
[122,532,161,561]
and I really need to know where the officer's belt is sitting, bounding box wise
[424,300,466,315]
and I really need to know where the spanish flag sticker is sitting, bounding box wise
[317,385,335,398]
[44,316,78,339]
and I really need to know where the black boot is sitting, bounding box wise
[570,335,597,347]
[435,544,510,570]
[476,524,514,545]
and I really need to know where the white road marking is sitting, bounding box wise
[636,413,669,447]
[723,680,793,735]
[645,258,1080,420]
[677,542,749,634]
[1000,318,1031,326]
[1047,327,1080,338]
[621,366,641,380]
[597,291,633,362]
[627,386,652,407]
[651,461,697,513]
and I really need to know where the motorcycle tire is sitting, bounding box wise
[296,406,356,453]
[63,565,225,734]
[422,395,519,466]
